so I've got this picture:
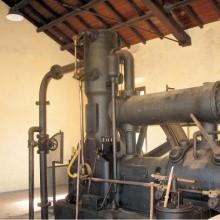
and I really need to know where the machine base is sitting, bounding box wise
[54,200,148,219]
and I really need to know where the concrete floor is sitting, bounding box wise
[0,186,67,219]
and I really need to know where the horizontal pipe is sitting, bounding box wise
[49,61,84,77]
[88,177,203,195]
[89,177,155,188]
[116,82,220,125]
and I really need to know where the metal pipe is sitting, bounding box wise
[108,54,119,206]
[89,177,156,188]
[59,62,84,74]
[75,145,81,220]
[111,78,118,199]
[117,82,220,126]
[190,113,220,157]
[37,69,63,219]
[116,50,136,155]
[38,62,83,219]
[136,126,147,155]
[193,130,220,159]
[88,177,205,195]
[38,61,84,140]
[116,50,135,97]
[28,126,40,220]
[193,131,201,159]
[150,182,154,220]
[52,161,56,208]
[39,152,49,219]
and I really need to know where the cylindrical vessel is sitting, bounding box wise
[84,30,118,140]
[155,202,197,219]
[117,82,220,125]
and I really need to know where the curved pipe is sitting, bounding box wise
[116,50,136,155]
[38,61,83,219]
[39,61,84,139]
[136,126,147,155]
[116,50,135,97]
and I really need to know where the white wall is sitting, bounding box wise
[0,2,80,192]
[130,21,220,151]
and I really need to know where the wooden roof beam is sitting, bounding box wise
[37,0,79,35]
[61,11,154,51]
[209,0,220,16]
[103,1,146,44]
[84,8,130,48]
[127,0,164,39]
[61,0,195,50]
[143,0,191,46]
[37,0,106,32]
[184,5,203,28]
[26,4,82,57]
[10,0,33,10]
[164,0,198,12]
[144,19,164,38]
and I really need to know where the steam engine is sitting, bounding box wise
[50,30,220,219]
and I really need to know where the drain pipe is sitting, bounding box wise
[116,50,136,156]
[37,62,83,219]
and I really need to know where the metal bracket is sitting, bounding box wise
[37,201,51,208]
[36,101,50,105]
[190,113,220,161]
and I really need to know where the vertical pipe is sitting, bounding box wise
[150,182,154,220]
[108,53,119,206]
[111,77,118,205]
[28,126,40,219]
[75,145,81,220]
[52,161,56,209]
[136,126,147,154]
[37,63,82,219]
[39,152,49,219]
[29,143,34,219]
[38,69,62,219]
[116,50,136,155]
[38,74,51,219]
[116,50,135,97]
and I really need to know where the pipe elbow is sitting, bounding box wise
[116,50,134,63]
[116,50,135,97]
[49,65,64,80]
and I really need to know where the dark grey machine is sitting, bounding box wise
[29,30,220,219]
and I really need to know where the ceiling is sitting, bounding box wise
[3,0,220,59]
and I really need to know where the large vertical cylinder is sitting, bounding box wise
[84,30,118,140]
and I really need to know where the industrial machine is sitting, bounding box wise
[29,30,220,219]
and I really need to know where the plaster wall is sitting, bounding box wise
[129,21,220,151]
[0,2,80,192]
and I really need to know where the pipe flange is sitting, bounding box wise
[169,147,184,163]
[86,30,99,43]
[213,153,220,165]
[50,65,64,80]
